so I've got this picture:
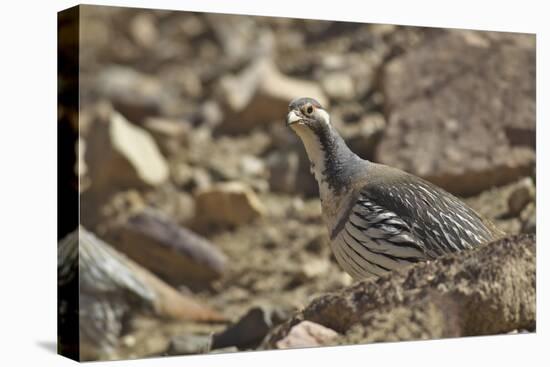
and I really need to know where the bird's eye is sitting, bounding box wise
[305,105,314,115]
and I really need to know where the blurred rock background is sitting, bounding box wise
[61,5,535,361]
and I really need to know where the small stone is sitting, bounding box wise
[247,178,270,194]
[144,185,196,225]
[143,117,190,156]
[78,138,90,192]
[130,13,157,48]
[304,234,326,254]
[167,334,212,355]
[300,258,331,280]
[143,117,189,139]
[177,68,203,99]
[266,151,300,193]
[369,24,396,36]
[520,202,536,234]
[212,306,290,350]
[321,72,355,101]
[180,15,206,38]
[508,177,535,216]
[172,164,212,193]
[191,167,213,192]
[276,321,339,349]
[195,182,266,227]
[321,54,346,71]
[121,335,136,348]
[199,100,224,127]
[339,272,354,287]
[209,346,239,354]
[239,155,266,177]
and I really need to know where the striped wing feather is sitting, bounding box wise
[332,175,500,279]
[359,177,498,257]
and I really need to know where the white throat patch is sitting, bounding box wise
[289,107,332,186]
[292,126,326,184]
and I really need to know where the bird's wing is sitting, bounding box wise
[342,190,434,267]
[359,174,498,258]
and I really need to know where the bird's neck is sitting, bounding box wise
[295,123,363,199]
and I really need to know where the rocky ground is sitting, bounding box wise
[59,5,535,361]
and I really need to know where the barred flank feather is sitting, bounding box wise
[332,181,502,280]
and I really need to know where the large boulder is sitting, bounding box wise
[216,59,327,134]
[263,234,535,348]
[102,208,227,289]
[378,31,535,196]
[85,104,169,193]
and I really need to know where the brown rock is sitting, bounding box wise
[77,138,90,192]
[464,178,534,235]
[239,155,266,178]
[172,163,212,193]
[263,234,535,348]
[216,59,327,134]
[143,184,197,226]
[143,117,189,140]
[166,334,212,356]
[130,13,157,49]
[194,182,266,228]
[378,31,535,196]
[321,72,355,101]
[266,151,300,194]
[95,66,176,123]
[299,258,331,281]
[520,202,536,234]
[212,306,291,350]
[85,104,169,193]
[103,208,227,288]
[142,117,190,156]
[205,13,267,63]
[276,321,339,349]
[507,177,535,216]
[341,113,386,161]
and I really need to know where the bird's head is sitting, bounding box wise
[286,97,331,133]
[286,97,360,196]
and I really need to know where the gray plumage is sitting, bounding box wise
[287,97,504,280]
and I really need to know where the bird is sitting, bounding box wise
[286,97,504,280]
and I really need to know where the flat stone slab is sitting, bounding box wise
[378,31,535,196]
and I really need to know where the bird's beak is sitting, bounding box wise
[286,110,302,126]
